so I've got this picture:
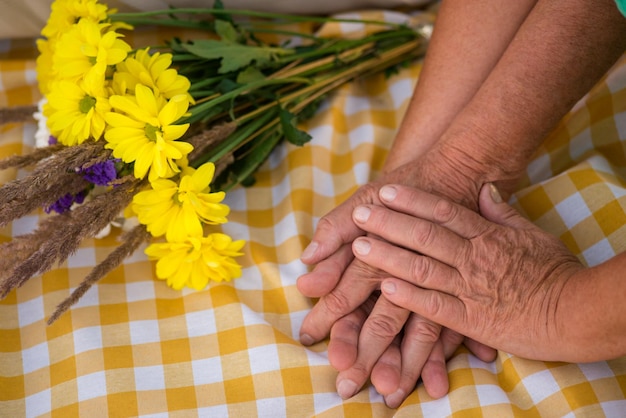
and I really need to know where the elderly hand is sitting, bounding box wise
[352,183,586,360]
[297,154,496,405]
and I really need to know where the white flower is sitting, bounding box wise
[33,98,52,148]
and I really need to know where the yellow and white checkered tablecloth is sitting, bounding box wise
[1,15,626,417]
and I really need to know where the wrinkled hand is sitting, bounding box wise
[297,155,495,405]
[351,183,585,360]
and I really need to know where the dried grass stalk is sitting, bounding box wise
[214,152,235,178]
[47,224,151,324]
[187,122,237,162]
[0,144,65,170]
[0,178,144,299]
[0,141,109,227]
[0,105,37,125]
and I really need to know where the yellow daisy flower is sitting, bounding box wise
[36,39,55,95]
[44,78,110,145]
[113,48,193,102]
[53,19,130,84]
[145,233,245,290]
[42,0,109,41]
[105,84,193,181]
[132,162,230,242]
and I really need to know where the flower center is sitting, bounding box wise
[79,95,97,114]
[173,191,186,205]
[144,124,161,141]
[173,177,193,205]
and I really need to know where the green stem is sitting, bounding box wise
[190,109,278,167]
[183,77,311,124]
[221,130,283,192]
[188,74,231,91]
[278,29,416,64]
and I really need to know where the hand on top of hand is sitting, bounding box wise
[296,156,495,406]
[356,183,585,361]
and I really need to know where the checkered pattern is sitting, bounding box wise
[1,12,626,418]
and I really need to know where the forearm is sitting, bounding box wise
[433,0,626,193]
[384,0,537,172]
[556,252,626,362]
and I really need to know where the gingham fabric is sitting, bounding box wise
[1,12,626,418]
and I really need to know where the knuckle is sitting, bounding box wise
[409,221,437,248]
[359,182,381,201]
[407,317,441,344]
[366,313,405,340]
[351,258,387,281]
[408,255,430,284]
[315,215,339,235]
[348,361,373,379]
[440,327,464,347]
[423,291,445,319]
[432,197,458,225]
[323,290,355,319]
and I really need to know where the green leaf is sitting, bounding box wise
[214,130,282,191]
[216,78,240,94]
[182,39,292,74]
[279,108,312,146]
[215,19,238,43]
[239,174,256,188]
[236,66,266,84]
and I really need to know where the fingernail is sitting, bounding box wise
[352,239,371,256]
[381,281,397,295]
[300,333,315,346]
[489,183,503,203]
[353,206,371,223]
[385,389,406,408]
[337,379,359,399]
[380,186,397,202]
[301,241,318,260]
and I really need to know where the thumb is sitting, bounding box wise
[478,183,533,229]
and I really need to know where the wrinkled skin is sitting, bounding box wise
[297,152,497,405]
[352,184,586,360]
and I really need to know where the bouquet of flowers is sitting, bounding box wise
[0,0,428,323]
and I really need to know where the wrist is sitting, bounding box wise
[384,146,483,211]
[554,257,626,362]
[434,120,529,195]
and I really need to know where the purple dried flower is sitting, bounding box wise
[81,159,118,186]
[45,190,87,214]
[48,136,58,145]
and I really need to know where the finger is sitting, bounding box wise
[381,278,471,339]
[336,297,410,399]
[301,183,380,264]
[438,328,497,363]
[464,337,498,362]
[299,259,381,345]
[478,183,535,230]
[382,312,444,407]
[328,296,377,371]
[352,236,464,296]
[420,339,450,399]
[370,337,403,396]
[419,327,463,400]
[353,204,470,268]
[377,184,488,239]
[439,327,465,359]
[297,244,354,298]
